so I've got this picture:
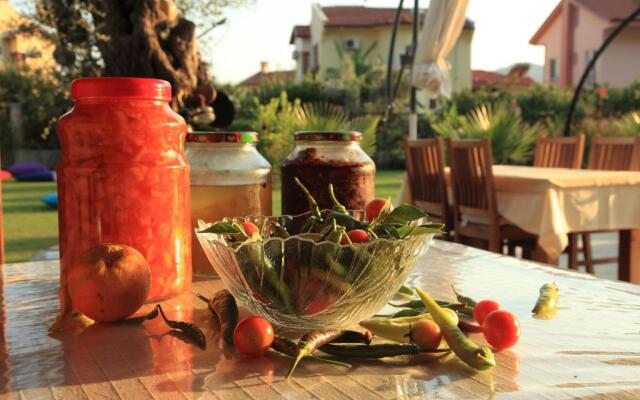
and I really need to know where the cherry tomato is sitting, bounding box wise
[483,310,520,351]
[473,300,501,326]
[342,229,370,244]
[242,221,259,237]
[365,198,392,221]
[409,319,442,350]
[233,316,274,357]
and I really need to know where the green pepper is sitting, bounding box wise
[271,336,352,368]
[416,288,495,371]
[532,283,559,317]
[319,343,450,359]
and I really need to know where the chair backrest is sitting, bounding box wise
[404,138,448,220]
[588,136,640,171]
[447,138,499,225]
[533,134,585,169]
[0,168,3,265]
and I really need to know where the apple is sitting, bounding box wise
[67,243,151,322]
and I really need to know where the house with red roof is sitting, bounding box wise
[530,0,640,88]
[238,61,295,89]
[290,4,474,93]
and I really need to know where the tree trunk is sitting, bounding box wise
[99,0,212,111]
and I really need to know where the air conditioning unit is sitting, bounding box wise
[343,38,360,51]
[292,50,299,60]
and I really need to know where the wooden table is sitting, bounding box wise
[399,166,640,283]
[2,241,640,399]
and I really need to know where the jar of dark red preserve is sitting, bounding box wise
[281,131,375,215]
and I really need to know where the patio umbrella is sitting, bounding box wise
[408,0,469,139]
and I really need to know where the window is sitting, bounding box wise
[549,58,558,83]
[585,50,596,85]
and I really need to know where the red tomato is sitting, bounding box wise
[365,198,392,221]
[473,300,501,325]
[242,221,259,237]
[233,316,274,357]
[482,310,520,351]
[409,320,442,350]
[341,229,370,244]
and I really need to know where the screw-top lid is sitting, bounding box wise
[186,131,258,144]
[71,77,172,101]
[294,131,362,142]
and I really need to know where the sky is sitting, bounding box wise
[204,0,560,84]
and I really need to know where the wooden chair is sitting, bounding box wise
[448,138,536,254]
[404,138,452,234]
[0,169,3,266]
[569,136,640,273]
[533,134,586,169]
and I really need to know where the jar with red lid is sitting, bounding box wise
[186,131,272,275]
[56,77,191,307]
[281,131,376,215]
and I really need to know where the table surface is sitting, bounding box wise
[2,241,640,399]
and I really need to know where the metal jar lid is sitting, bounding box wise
[293,131,362,142]
[186,131,258,144]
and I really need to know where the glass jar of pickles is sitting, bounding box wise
[186,131,272,274]
[56,78,191,305]
[281,131,376,215]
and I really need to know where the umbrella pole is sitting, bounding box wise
[409,0,419,139]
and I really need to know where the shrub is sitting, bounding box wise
[431,103,540,164]
[0,68,69,151]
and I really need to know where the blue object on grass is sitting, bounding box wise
[15,171,56,182]
[42,193,58,209]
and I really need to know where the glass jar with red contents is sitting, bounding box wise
[56,78,191,304]
[281,131,376,215]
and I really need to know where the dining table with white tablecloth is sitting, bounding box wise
[397,165,640,281]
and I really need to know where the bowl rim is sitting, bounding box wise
[195,211,438,253]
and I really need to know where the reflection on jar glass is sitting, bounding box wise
[186,132,272,275]
[281,131,376,215]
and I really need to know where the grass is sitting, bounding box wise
[1,170,406,263]
[2,180,59,263]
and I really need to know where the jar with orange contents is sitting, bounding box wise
[56,78,191,306]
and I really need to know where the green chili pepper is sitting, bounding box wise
[532,283,559,317]
[416,288,495,371]
[319,343,450,359]
[328,184,349,214]
[286,329,351,378]
[123,305,206,349]
[295,177,322,219]
[396,285,416,298]
[452,286,477,308]
[197,290,238,345]
[416,288,496,371]
[271,336,352,369]
[324,211,368,231]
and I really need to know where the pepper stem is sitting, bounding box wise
[328,184,348,214]
[295,177,322,218]
[196,294,209,304]
[286,351,306,379]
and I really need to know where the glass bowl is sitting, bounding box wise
[195,212,434,329]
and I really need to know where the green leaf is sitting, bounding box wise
[383,204,428,225]
[397,223,445,238]
[199,221,243,235]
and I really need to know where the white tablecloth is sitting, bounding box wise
[398,165,640,258]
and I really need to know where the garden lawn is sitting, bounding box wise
[2,180,59,263]
[2,170,406,263]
